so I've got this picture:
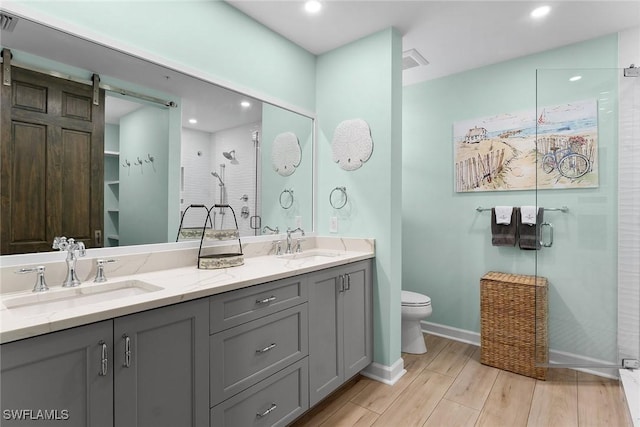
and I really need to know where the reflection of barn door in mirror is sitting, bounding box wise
[1,67,104,254]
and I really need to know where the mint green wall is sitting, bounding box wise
[10,0,316,112]
[317,28,403,366]
[261,104,314,233]
[119,106,170,246]
[402,35,619,362]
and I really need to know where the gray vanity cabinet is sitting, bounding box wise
[113,298,209,427]
[308,260,372,406]
[0,298,208,427]
[0,320,114,427]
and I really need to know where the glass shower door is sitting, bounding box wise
[535,67,639,372]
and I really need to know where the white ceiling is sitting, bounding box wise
[227,0,640,85]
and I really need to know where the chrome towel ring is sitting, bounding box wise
[330,186,347,209]
[279,189,294,209]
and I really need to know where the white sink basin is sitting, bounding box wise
[2,280,162,316]
[277,251,341,261]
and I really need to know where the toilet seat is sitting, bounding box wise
[401,290,431,307]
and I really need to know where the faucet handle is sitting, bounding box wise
[295,238,305,254]
[52,236,68,250]
[77,241,86,257]
[16,266,49,292]
[94,259,117,283]
[272,240,283,256]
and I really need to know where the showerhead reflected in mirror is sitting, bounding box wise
[223,150,236,161]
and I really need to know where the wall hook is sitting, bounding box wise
[121,159,130,168]
[134,156,143,166]
[145,154,155,163]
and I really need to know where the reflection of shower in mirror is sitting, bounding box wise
[211,171,224,187]
[211,164,227,224]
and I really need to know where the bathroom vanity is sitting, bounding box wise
[0,243,373,427]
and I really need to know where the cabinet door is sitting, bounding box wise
[114,298,209,427]
[342,260,372,379]
[308,268,343,406]
[0,321,113,427]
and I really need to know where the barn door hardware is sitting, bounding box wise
[2,48,12,86]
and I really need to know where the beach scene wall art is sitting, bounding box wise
[454,99,598,192]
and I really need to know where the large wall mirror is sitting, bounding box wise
[0,12,314,255]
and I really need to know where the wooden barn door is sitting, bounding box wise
[1,66,104,254]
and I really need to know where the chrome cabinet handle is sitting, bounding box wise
[256,343,277,354]
[339,275,345,292]
[123,334,131,368]
[541,222,553,248]
[256,295,276,305]
[345,274,351,291]
[256,403,277,418]
[99,341,108,376]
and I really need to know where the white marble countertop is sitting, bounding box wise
[0,247,374,344]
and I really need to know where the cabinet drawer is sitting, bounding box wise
[210,358,308,427]
[210,304,308,406]
[210,276,308,333]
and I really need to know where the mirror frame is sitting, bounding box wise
[0,4,318,267]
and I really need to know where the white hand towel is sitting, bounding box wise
[521,206,539,225]
[494,206,513,225]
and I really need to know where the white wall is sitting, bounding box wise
[181,128,216,230]
[181,123,261,237]
[211,123,262,236]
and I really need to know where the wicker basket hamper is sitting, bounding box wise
[480,271,548,380]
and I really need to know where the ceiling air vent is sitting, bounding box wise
[402,48,428,71]
[0,13,18,32]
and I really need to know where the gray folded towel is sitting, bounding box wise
[491,207,518,246]
[519,208,544,250]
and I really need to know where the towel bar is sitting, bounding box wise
[475,206,568,213]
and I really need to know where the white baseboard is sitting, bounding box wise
[421,321,480,346]
[421,321,620,379]
[361,357,406,386]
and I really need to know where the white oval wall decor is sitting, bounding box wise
[331,119,373,171]
[271,132,302,176]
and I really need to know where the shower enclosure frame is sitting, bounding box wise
[534,65,640,376]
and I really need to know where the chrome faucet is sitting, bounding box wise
[286,227,305,254]
[262,225,279,235]
[53,236,86,287]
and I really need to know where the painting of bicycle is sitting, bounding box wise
[453,99,598,192]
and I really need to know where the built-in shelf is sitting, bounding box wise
[104,151,120,247]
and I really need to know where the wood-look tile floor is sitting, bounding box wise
[291,335,632,427]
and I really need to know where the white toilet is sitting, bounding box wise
[401,290,432,354]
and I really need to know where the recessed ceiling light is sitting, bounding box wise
[530,5,551,19]
[569,75,582,82]
[240,101,251,108]
[305,0,322,14]
[188,118,197,124]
